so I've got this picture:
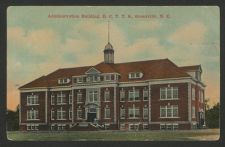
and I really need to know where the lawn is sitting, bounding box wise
[7,129,219,141]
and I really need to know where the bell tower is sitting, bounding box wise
[104,21,114,64]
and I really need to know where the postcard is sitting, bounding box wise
[6,6,220,141]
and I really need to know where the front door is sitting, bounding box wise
[87,113,96,122]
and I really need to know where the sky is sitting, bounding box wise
[7,6,220,111]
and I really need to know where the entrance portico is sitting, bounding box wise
[85,103,100,122]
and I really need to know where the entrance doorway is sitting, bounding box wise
[87,113,96,122]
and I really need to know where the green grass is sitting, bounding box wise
[7,129,219,141]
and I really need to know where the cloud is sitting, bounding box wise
[8,27,59,55]
[131,21,161,30]
[169,22,207,45]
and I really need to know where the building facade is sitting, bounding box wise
[19,41,206,131]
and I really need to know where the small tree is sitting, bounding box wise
[205,102,219,128]
[7,105,19,131]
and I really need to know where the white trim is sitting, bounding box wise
[148,83,151,123]
[119,82,148,87]
[20,123,47,125]
[85,67,101,74]
[19,88,48,92]
[45,90,48,123]
[114,86,116,123]
[19,93,21,124]
[188,82,191,122]
[73,83,118,89]
[149,121,190,124]
[51,87,72,91]
[72,89,74,123]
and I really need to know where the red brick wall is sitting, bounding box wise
[119,86,149,123]
[20,92,46,123]
[151,83,189,122]
[49,90,72,123]
[74,89,86,121]
[100,87,114,123]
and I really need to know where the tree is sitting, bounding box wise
[205,102,219,128]
[7,105,19,131]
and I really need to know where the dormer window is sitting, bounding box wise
[128,72,143,79]
[105,74,112,81]
[77,77,83,83]
[58,78,70,84]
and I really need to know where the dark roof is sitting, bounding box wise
[19,58,192,89]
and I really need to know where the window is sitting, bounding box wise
[88,90,98,102]
[120,90,125,101]
[69,92,72,104]
[104,90,110,101]
[57,124,66,130]
[128,107,140,118]
[105,74,111,81]
[104,108,110,119]
[192,106,196,118]
[27,94,38,105]
[143,108,148,119]
[173,124,178,130]
[51,110,55,120]
[128,72,143,79]
[69,107,72,120]
[160,106,166,117]
[120,108,125,119]
[160,88,166,100]
[90,75,99,82]
[160,124,179,130]
[160,87,179,100]
[160,105,179,118]
[120,124,125,130]
[143,124,149,130]
[77,77,83,83]
[135,90,140,101]
[27,110,38,120]
[166,124,173,130]
[128,89,139,101]
[143,89,148,101]
[51,94,55,105]
[58,78,70,84]
[27,124,39,131]
[51,124,55,130]
[104,124,110,130]
[77,92,82,103]
[57,107,66,120]
[57,92,66,105]
[192,87,195,100]
[128,90,135,101]
[129,124,139,130]
[77,109,83,119]
[173,105,178,117]
[160,124,166,130]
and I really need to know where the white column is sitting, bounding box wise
[85,108,88,120]
[114,86,117,123]
[72,89,74,123]
[45,90,48,123]
[19,92,21,124]
[97,108,100,120]
[188,83,191,122]
[148,83,151,123]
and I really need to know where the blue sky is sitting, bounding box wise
[7,6,220,110]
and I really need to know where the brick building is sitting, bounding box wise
[19,41,206,131]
